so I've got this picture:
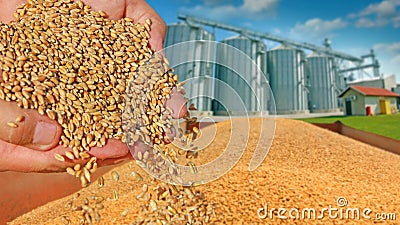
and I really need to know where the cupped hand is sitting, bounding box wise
[0,0,187,172]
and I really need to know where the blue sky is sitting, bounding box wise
[146,0,400,82]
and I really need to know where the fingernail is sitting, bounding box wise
[32,122,58,147]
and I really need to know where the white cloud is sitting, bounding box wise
[241,0,277,13]
[350,0,400,28]
[203,0,233,5]
[355,17,387,28]
[181,5,237,21]
[180,0,278,21]
[393,15,400,28]
[374,42,400,54]
[390,54,400,65]
[360,0,398,17]
[289,18,347,42]
[355,18,375,27]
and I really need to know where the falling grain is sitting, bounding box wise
[66,167,76,176]
[65,151,75,160]
[15,115,25,122]
[192,127,199,134]
[188,161,197,174]
[120,208,130,217]
[7,122,18,128]
[54,153,65,162]
[61,216,70,225]
[131,171,143,182]
[97,176,104,188]
[112,189,119,201]
[111,171,119,181]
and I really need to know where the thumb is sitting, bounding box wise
[0,100,61,151]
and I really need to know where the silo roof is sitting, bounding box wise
[223,34,262,42]
[270,44,291,51]
[306,51,328,58]
[168,22,202,29]
[223,35,246,41]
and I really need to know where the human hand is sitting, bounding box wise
[0,0,166,51]
[0,0,187,172]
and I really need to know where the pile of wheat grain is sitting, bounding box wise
[10,118,400,224]
[0,0,182,188]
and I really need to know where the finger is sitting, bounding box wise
[128,140,149,160]
[0,100,62,151]
[87,139,129,160]
[164,126,176,143]
[95,154,132,167]
[0,138,130,172]
[165,88,188,119]
[125,0,167,52]
[147,20,166,53]
[0,140,70,172]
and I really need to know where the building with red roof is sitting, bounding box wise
[338,85,399,115]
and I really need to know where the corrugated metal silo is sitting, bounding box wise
[164,23,215,114]
[267,45,308,114]
[335,73,346,108]
[213,35,269,115]
[336,74,346,91]
[306,52,338,112]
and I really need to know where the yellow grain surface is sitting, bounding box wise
[10,118,400,224]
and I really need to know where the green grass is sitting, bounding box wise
[298,113,400,140]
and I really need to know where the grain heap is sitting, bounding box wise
[0,0,178,186]
[10,119,400,225]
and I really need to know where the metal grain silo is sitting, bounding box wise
[267,45,308,114]
[164,23,215,115]
[306,52,338,112]
[213,35,269,115]
[336,73,346,92]
[335,73,346,108]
